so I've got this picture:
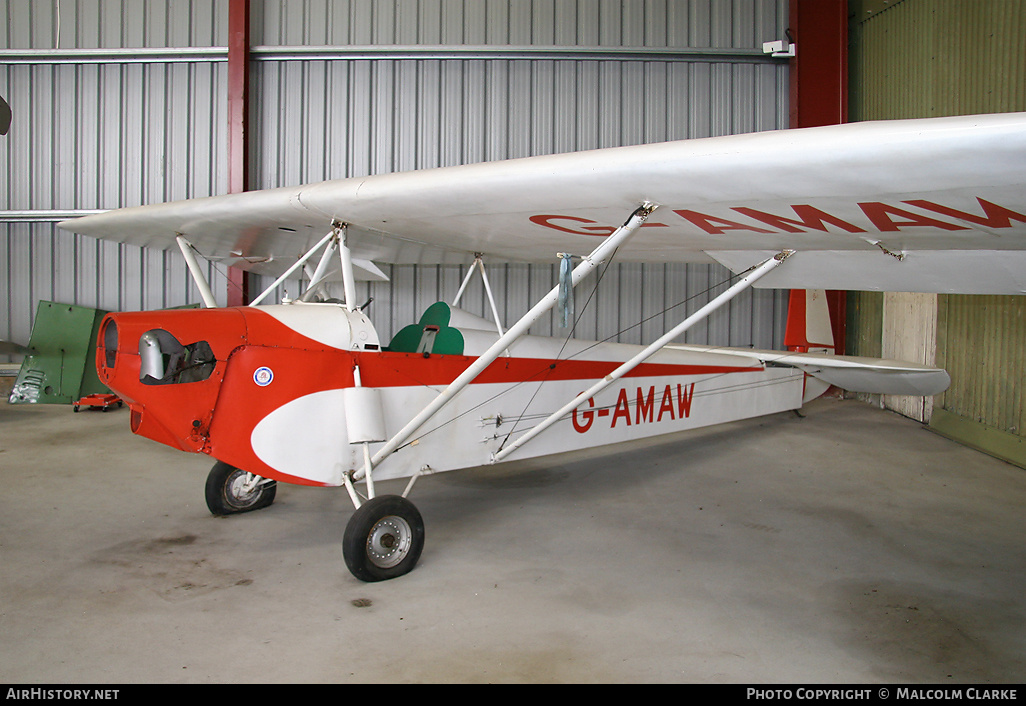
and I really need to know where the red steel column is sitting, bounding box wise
[226,0,250,306]
[789,0,848,130]
[789,0,848,353]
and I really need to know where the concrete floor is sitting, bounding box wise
[1,396,1024,684]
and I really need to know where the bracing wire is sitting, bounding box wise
[396,262,759,453]
[497,246,624,449]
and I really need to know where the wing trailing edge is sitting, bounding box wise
[708,250,1026,295]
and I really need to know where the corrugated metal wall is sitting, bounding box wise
[849,0,1026,465]
[850,0,1026,119]
[938,295,1026,435]
[2,0,791,362]
[0,0,232,353]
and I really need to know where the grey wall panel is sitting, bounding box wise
[1,49,232,354]
[0,0,228,49]
[248,48,789,348]
[0,61,226,211]
[2,0,790,362]
[249,57,787,185]
[253,0,787,49]
[2,222,227,326]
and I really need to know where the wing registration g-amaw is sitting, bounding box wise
[57,113,1025,582]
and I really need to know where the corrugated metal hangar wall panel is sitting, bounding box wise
[1,0,791,358]
[252,0,782,49]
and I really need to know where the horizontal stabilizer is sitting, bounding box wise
[788,354,950,396]
[667,345,950,397]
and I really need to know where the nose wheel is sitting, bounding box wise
[342,495,425,582]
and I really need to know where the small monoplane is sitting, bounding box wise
[59,112,1026,581]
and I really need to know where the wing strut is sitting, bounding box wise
[452,255,505,337]
[299,227,343,302]
[176,235,218,308]
[350,203,658,493]
[491,249,795,463]
[250,229,337,306]
[336,222,359,311]
[249,221,369,308]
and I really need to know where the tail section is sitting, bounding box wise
[785,289,836,354]
[785,289,839,402]
[672,289,949,400]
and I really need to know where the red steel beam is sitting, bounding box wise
[788,0,848,353]
[226,0,250,306]
[789,0,848,129]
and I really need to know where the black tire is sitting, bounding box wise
[342,495,425,582]
[204,461,277,516]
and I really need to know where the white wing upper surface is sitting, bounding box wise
[58,113,1026,294]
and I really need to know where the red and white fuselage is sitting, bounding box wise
[97,302,804,488]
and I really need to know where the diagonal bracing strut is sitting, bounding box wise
[249,229,337,306]
[349,203,659,490]
[490,249,795,463]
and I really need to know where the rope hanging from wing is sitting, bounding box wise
[557,252,576,328]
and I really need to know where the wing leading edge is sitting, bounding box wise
[59,112,1026,294]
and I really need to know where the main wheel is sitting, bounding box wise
[205,461,277,516]
[342,495,425,582]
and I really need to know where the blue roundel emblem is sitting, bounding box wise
[253,366,274,386]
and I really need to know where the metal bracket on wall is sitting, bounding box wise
[763,39,796,58]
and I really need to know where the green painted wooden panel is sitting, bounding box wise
[8,301,109,404]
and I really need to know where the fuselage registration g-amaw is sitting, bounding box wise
[59,113,1026,582]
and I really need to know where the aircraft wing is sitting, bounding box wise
[58,112,1026,294]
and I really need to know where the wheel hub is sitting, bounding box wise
[227,470,260,507]
[366,515,412,569]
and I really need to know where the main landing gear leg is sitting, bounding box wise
[337,206,660,582]
[204,461,277,516]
